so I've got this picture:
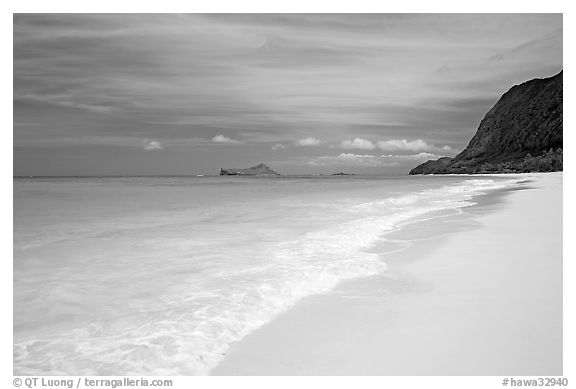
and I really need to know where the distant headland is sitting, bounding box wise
[220,163,280,176]
[219,165,360,177]
[410,71,563,174]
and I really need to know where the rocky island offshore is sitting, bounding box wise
[410,71,562,174]
[220,163,280,176]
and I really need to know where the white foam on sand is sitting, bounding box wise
[212,173,563,375]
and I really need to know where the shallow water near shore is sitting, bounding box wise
[13,174,530,375]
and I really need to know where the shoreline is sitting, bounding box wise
[212,172,562,375]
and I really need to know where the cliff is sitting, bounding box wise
[220,163,280,176]
[410,71,563,174]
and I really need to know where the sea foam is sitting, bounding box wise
[13,176,525,375]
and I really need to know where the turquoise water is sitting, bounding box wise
[13,175,525,375]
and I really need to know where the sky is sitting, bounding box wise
[13,14,562,176]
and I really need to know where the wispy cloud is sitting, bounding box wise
[13,14,562,175]
[15,93,114,113]
[272,143,286,150]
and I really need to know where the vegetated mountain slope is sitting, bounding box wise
[410,71,562,174]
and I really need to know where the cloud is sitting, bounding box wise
[381,152,441,160]
[272,143,286,150]
[376,139,428,151]
[306,153,393,167]
[13,14,561,175]
[296,137,321,146]
[340,138,375,150]
[339,137,453,153]
[143,139,163,151]
[317,153,387,167]
[212,134,241,144]
[299,152,444,167]
[14,93,114,113]
[376,139,452,153]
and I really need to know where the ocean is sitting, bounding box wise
[13,175,526,375]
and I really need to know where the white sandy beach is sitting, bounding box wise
[212,173,563,376]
